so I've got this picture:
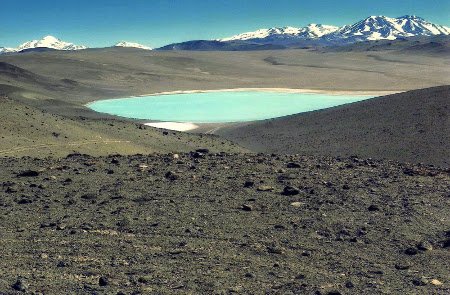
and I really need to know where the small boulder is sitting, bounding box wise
[290,202,303,208]
[17,170,40,177]
[12,277,28,292]
[430,279,443,286]
[283,186,300,196]
[286,162,301,168]
[404,247,418,256]
[196,148,210,154]
[368,204,380,212]
[257,185,274,192]
[412,277,428,286]
[417,241,433,251]
[241,204,253,211]
[165,171,179,181]
[99,276,109,287]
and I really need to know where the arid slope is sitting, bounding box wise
[218,86,450,167]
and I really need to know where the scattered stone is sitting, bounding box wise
[165,171,179,181]
[257,185,274,192]
[282,186,300,196]
[191,152,205,159]
[16,198,32,205]
[138,164,148,171]
[99,276,109,287]
[417,241,433,251]
[403,168,418,176]
[196,148,210,154]
[286,162,301,168]
[267,246,283,254]
[430,279,443,286]
[442,238,450,248]
[301,250,312,257]
[57,261,69,268]
[412,277,428,286]
[80,193,97,200]
[395,262,411,270]
[241,204,253,211]
[12,277,28,292]
[327,291,342,295]
[243,180,254,188]
[244,272,255,279]
[404,247,418,256]
[290,202,303,208]
[342,184,350,190]
[138,276,152,284]
[17,170,40,177]
[345,281,355,288]
[368,204,380,211]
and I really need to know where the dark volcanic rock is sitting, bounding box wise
[242,204,253,211]
[404,247,419,256]
[368,204,380,211]
[282,186,300,196]
[17,170,40,177]
[99,276,109,286]
[286,162,301,168]
[244,180,254,188]
[165,171,179,181]
[12,277,28,292]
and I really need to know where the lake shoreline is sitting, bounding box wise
[86,89,394,132]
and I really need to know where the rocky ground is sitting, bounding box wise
[0,152,449,294]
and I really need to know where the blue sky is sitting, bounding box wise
[1,0,449,48]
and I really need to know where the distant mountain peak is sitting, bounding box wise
[2,36,88,53]
[218,23,340,42]
[333,15,450,42]
[114,41,152,50]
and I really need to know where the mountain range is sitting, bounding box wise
[1,15,449,53]
[161,15,450,50]
[0,36,152,54]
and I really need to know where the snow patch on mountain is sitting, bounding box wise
[1,36,87,53]
[0,47,16,54]
[114,41,152,50]
[17,36,87,51]
[219,15,450,44]
[219,24,339,41]
[329,15,450,42]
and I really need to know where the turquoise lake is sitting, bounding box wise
[88,91,372,123]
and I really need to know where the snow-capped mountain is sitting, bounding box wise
[114,41,152,50]
[213,15,450,46]
[17,35,87,51]
[219,24,339,42]
[1,36,87,53]
[327,15,450,42]
[0,47,16,54]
